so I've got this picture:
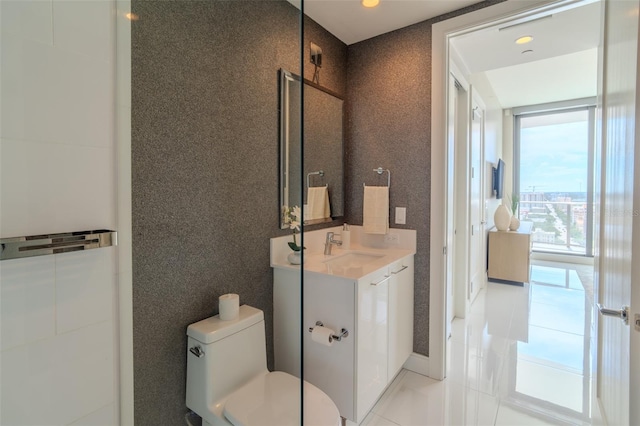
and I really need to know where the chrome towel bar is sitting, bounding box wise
[0,229,117,261]
[307,170,327,188]
[363,167,390,187]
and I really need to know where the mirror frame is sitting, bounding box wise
[278,68,345,229]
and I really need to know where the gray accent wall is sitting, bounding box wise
[131,0,504,422]
[345,0,505,356]
[131,1,347,424]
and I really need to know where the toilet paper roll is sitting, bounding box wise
[219,293,239,321]
[311,325,335,347]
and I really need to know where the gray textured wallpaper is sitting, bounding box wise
[345,0,505,356]
[131,1,346,424]
[131,0,502,423]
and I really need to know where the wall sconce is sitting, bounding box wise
[310,42,322,84]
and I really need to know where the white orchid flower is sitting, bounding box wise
[291,206,301,221]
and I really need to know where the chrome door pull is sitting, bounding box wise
[597,304,629,325]
[371,275,390,286]
[391,265,408,275]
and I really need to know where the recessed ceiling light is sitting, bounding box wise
[362,0,380,8]
[515,35,534,45]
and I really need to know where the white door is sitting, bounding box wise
[468,95,485,302]
[446,74,461,334]
[595,0,639,423]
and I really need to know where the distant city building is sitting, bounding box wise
[532,228,556,243]
[521,192,546,214]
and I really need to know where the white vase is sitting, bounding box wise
[494,204,511,231]
[509,215,521,231]
[287,250,305,265]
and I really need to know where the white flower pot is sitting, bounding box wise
[509,216,521,231]
[494,204,511,231]
[287,250,305,265]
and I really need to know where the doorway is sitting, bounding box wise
[430,0,601,381]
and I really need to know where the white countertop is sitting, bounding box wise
[271,244,415,280]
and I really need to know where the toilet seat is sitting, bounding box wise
[223,371,340,426]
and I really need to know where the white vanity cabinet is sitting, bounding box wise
[355,267,389,422]
[387,256,414,381]
[273,253,415,424]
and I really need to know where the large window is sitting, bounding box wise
[514,102,595,256]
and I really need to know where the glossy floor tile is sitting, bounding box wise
[361,260,597,426]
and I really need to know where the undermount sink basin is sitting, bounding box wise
[323,252,384,269]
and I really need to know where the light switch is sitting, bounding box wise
[395,207,406,224]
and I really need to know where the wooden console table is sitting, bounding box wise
[487,221,533,284]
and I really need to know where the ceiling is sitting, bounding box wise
[294,0,602,108]
[288,0,484,45]
[451,1,601,107]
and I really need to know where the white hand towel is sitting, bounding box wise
[363,185,389,234]
[306,186,330,220]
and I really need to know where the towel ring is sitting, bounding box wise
[363,167,390,187]
[307,170,327,188]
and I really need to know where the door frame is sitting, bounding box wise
[429,0,591,380]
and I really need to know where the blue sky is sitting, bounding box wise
[519,120,589,193]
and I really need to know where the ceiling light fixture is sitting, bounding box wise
[515,35,534,45]
[362,0,379,8]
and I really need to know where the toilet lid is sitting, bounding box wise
[223,371,340,426]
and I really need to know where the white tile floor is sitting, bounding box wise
[360,260,597,426]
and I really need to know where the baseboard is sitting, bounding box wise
[403,352,429,376]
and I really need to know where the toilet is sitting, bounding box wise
[186,304,340,426]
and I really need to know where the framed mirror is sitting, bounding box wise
[279,69,344,228]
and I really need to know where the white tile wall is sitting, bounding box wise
[0,256,56,351]
[0,250,117,424]
[0,33,113,148]
[1,0,119,424]
[69,404,116,426]
[0,0,53,45]
[53,0,113,63]
[56,248,115,334]
[1,320,115,425]
[1,138,115,237]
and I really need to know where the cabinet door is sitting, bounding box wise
[388,256,414,381]
[303,274,356,421]
[356,269,389,423]
[488,231,531,282]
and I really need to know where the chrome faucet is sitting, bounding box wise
[324,231,342,255]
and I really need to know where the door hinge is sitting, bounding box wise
[635,313,640,332]
[443,246,447,255]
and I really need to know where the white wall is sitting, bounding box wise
[0,1,119,424]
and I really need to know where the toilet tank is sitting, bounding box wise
[186,305,268,420]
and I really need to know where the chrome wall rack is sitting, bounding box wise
[307,170,327,188]
[363,167,390,187]
[0,229,117,261]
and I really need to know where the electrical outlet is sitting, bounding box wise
[384,233,400,245]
